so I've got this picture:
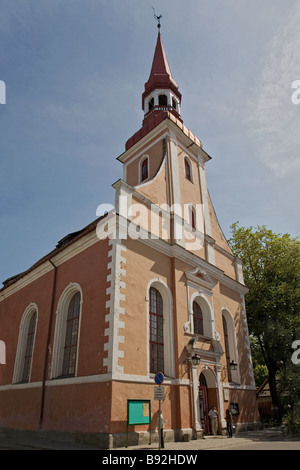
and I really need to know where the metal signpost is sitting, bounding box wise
[154,372,164,450]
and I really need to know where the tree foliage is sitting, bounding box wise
[249,336,269,386]
[229,223,300,419]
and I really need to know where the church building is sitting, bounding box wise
[0,27,260,448]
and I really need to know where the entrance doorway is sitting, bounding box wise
[199,370,219,435]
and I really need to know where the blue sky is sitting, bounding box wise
[0,0,299,284]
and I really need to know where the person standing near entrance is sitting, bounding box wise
[225,409,233,438]
[208,405,218,435]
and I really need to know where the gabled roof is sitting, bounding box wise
[1,214,107,291]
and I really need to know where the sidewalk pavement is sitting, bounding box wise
[114,427,300,451]
[0,426,299,451]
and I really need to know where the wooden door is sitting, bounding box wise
[199,384,210,434]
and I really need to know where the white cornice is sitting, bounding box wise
[122,132,169,166]
[0,229,101,301]
[0,262,53,301]
[0,182,247,300]
[52,231,99,267]
[136,228,248,295]
[0,218,247,301]
[118,115,211,165]
[118,121,169,163]
[0,374,255,390]
[185,266,217,291]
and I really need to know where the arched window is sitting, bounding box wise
[148,281,175,378]
[62,292,81,377]
[22,311,37,382]
[222,315,232,382]
[189,294,213,338]
[184,157,192,182]
[189,205,196,230]
[51,284,82,379]
[159,94,168,106]
[172,97,178,110]
[149,287,164,374]
[13,304,38,384]
[193,301,204,335]
[148,97,154,111]
[141,157,149,182]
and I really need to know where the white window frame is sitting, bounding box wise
[189,293,213,338]
[50,283,83,379]
[13,303,38,383]
[146,279,175,378]
[139,155,150,184]
[184,155,194,183]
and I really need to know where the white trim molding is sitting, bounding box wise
[104,238,127,376]
[222,307,241,384]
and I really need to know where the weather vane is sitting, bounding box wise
[152,8,162,29]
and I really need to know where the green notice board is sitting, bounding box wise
[127,399,151,426]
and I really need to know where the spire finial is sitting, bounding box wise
[152,7,162,29]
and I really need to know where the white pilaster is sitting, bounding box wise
[216,361,226,429]
[198,161,215,265]
[192,365,202,432]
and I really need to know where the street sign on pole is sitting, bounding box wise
[154,371,164,385]
[154,374,165,450]
[154,386,165,401]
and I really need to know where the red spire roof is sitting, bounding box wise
[125,30,186,151]
[146,32,178,89]
[142,32,181,108]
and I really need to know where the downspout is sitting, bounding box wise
[39,258,57,427]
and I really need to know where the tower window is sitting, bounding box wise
[159,94,168,106]
[189,205,196,230]
[148,97,154,111]
[141,157,149,182]
[184,157,192,182]
[172,97,177,110]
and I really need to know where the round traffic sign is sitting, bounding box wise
[154,372,164,385]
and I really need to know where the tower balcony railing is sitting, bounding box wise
[144,104,181,121]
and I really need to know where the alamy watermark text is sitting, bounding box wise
[291,80,300,104]
[0,80,6,104]
[0,340,6,364]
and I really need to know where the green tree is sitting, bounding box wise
[229,224,300,421]
[249,336,268,386]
